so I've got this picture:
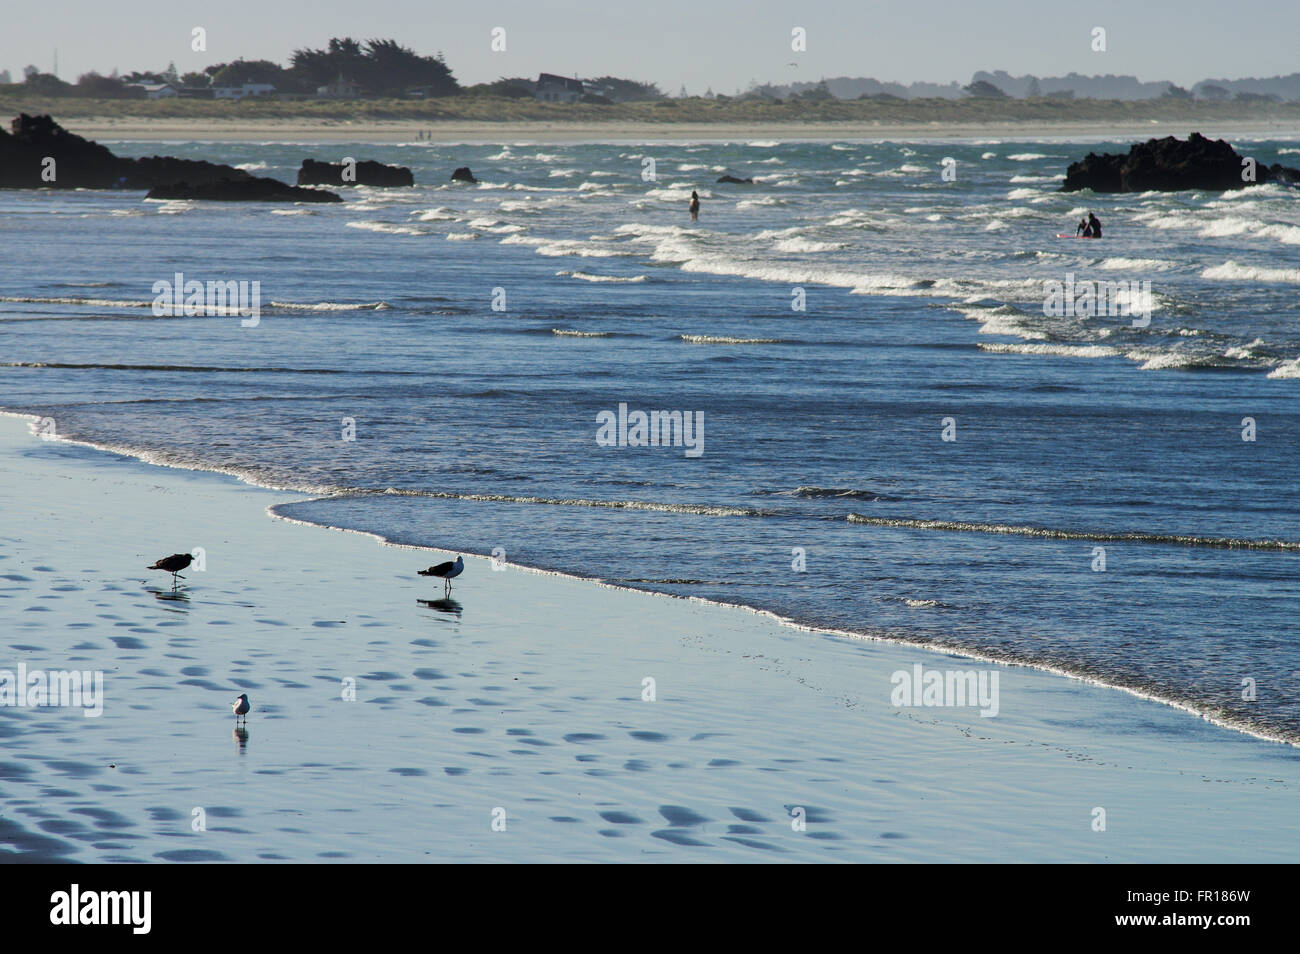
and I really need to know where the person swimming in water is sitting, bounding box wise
[689,191,700,221]
[1075,217,1089,237]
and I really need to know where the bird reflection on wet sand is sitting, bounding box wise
[148,586,190,603]
[234,726,249,752]
[418,597,463,618]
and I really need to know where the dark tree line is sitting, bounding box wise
[10,38,662,102]
[290,38,458,96]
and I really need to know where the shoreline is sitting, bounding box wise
[9,411,1293,750]
[58,117,1300,144]
[3,410,1300,861]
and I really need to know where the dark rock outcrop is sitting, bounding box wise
[0,113,254,190]
[716,174,753,184]
[0,113,122,188]
[0,114,340,201]
[450,166,478,183]
[146,178,341,202]
[1062,132,1300,192]
[297,158,414,187]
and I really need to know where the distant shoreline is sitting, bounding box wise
[4,94,1300,143]
[48,117,1300,144]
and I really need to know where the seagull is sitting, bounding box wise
[232,693,250,724]
[148,552,193,586]
[418,555,464,595]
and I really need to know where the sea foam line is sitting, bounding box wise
[846,513,1300,550]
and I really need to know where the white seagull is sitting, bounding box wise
[232,693,250,724]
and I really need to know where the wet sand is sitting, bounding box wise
[1,413,1297,862]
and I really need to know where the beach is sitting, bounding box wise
[1,412,1297,863]
[61,117,1300,143]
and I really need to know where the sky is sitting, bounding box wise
[4,1,1297,93]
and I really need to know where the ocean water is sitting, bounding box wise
[2,134,1299,742]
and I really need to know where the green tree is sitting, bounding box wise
[291,37,367,89]
[360,38,457,95]
[963,80,1007,98]
[23,71,72,95]
[589,76,663,101]
[209,59,289,88]
[75,71,131,97]
[799,80,833,101]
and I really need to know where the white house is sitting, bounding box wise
[130,82,178,100]
[316,77,362,100]
[212,83,276,100]
[535,73,585,103]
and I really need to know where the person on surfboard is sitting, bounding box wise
[1073,212,1102,238]
[689,191,700,221]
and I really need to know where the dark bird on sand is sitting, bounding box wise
[418,555,464,595]
[148,552,193,585]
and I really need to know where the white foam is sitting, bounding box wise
[1097,257,1178,271]
[346,220,425,236]
[1010,174,1065,183]
[774,237,846,253]
[979,342,1122,359]
[1131,350,1207,371]
[642,186,709,201]
[1266,358,1300,378]
[680,334,785,345]
[270,300,387,312]
[501,235,629,258]
[1224,338,1269,360]
[1202,260,1300,283]
[556,270,648,283]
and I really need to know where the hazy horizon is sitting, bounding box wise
[5,1,1298,95]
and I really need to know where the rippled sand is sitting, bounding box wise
[1,414,1296,862]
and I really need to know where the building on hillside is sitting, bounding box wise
[212,83,276,100]
[129,82,178,99]
[535,73,585,103]
[317,77,362,99]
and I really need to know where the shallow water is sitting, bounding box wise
[2,135,1299,740]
